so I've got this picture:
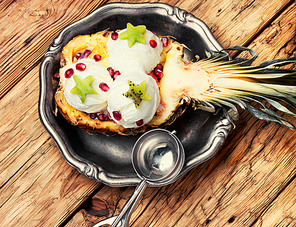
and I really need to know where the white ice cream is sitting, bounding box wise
[107,71,160,128]
[107,29,163,74]
[61,58,113,113]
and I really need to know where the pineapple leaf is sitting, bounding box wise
[193,100,216,113]
[221,45,257,66]
[224,46,257,58]
[257,96,296,117]
[244,102,286,125]
[237,97,296,129]
[258,52,296,68]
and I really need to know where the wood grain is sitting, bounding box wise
[176,0,294,48]
[0,0,107,99]
[245,2,296,65]
[0,64,101,226]
[0,138,100,226]
[0,0,108,226]
[252,179,296,227]
[0,0,295,226]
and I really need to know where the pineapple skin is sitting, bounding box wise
[55,87,148,136]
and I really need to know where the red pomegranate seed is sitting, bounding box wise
[113,111,122,121]
[84,49,92,58]
[161,37,169,47]
[76,63,86,71]
[113,71,121,80]
[149,39,157,48]
[94,54,102,61]
[90,113,97,119]
[156,64,163,71]
[75,52,82,59]
[98,114,106,121]
[153,68,163,79]
[65,68,74,78]
[99,82,109,92]
[111,32,118,40]
[136,119,144,126]
[107,67,115,77]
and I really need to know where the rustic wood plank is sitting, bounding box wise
[0,0,107,99]
[242,1,296,66]
[252,179,296,227]
[65,185,161,226]
[0,62,101,226]
[0,1,110,222]
[0,138,100,226]
[0,66,48,187]
[66,0,296,226]
[176,0,294,48]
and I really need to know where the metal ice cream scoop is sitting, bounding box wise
[93,128,185,227]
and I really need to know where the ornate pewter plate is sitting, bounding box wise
[38,3,232,187]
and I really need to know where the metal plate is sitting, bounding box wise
[38,3,232,187]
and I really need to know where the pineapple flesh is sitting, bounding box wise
[55,25,296,136]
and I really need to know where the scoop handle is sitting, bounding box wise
[92,180,147,227]
[92,216,120,227]
[111,179,147,227]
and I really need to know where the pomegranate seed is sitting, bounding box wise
[107,67,114,77]
[111,32,118,40]
[76,63,86,71]
[156,64,163,71]
[149,39,157,48]
[94,54,102,61]
[84,49,92,58]
[98,114,106,121]
[75,52,82,59]
[113,111,122,121]
[99,82,109,92]
[136,119,144,126]
[161,37,169,47]
[153,68,163,79]
[65,68,74,78]
[113,71,121,80]
[90,113,97,119]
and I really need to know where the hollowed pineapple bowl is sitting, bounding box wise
[39,3,295,186]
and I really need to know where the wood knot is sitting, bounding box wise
[228,216,236,223]
[85,197,110,217]
[30,9,49,17]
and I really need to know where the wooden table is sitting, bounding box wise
[1,0,296,226]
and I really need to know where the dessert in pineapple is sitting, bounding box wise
[55,23,296,136]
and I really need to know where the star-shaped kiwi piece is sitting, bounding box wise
[124,80,152,108]
[119,23,146,47]
[70,75,97,103]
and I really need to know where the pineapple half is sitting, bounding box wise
[55,29,296,136]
